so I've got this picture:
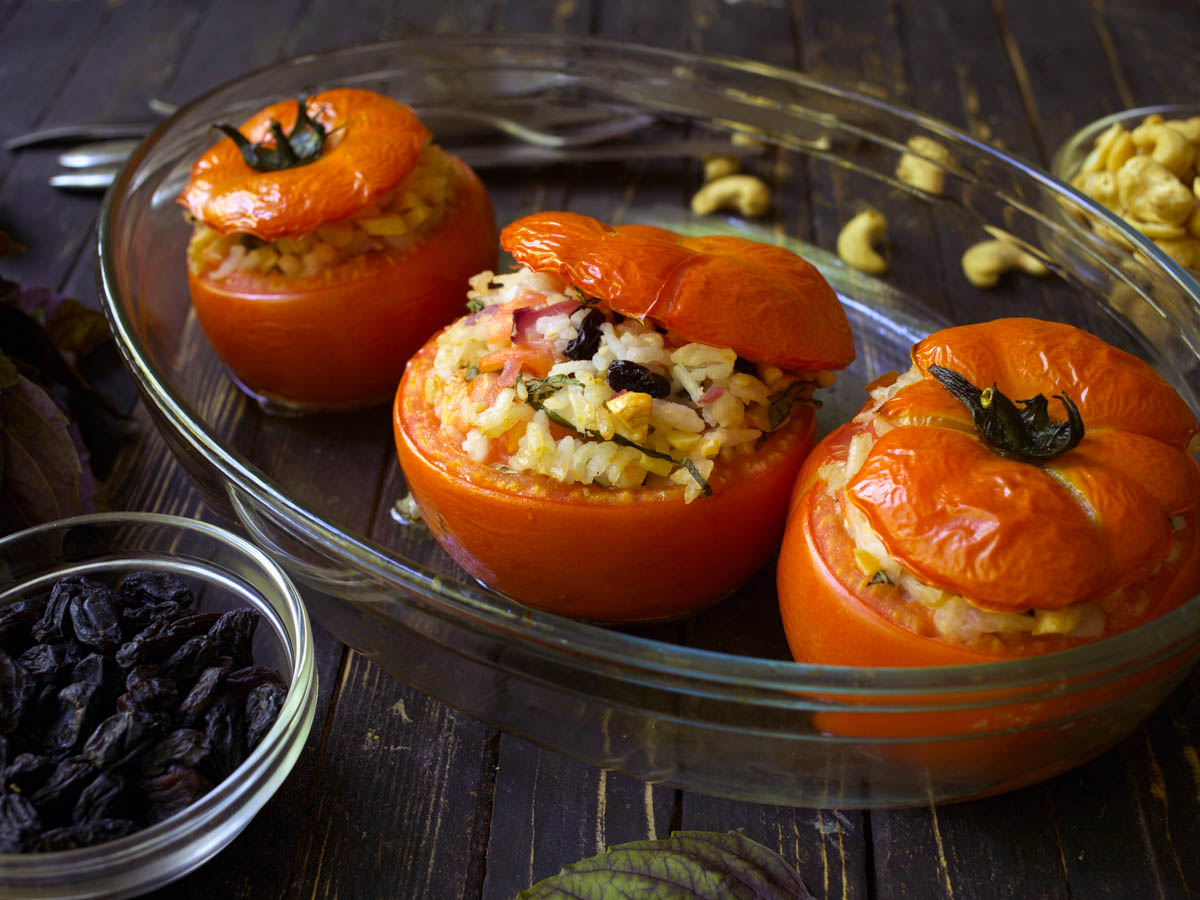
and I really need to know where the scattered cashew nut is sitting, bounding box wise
[961,239,1049,288]
[896,136,952,195]
[837,208,889,274]
[701,154,741,182]
[690,174,771,217]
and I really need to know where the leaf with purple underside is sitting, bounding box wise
[515,830,813,899]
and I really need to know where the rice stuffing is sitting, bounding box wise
[186,143,461,279]
[424,267,828,503]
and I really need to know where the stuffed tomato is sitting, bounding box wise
[178,88,496,410]
[394,211,855,620]
[779,317,1200,666]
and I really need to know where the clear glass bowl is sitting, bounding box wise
[0,513,317,898]
[97,35,1200,808]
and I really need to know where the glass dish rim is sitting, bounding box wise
[0,510,316,874]
[96,32,1200,700]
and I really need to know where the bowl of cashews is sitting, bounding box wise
[1052,104,1200,275]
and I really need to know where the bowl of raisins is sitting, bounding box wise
[0,512,317,898]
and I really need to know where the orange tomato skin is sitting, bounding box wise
[179,89,430,241]
[499,212,855,372]
[780,419,1200,796]
[394,340,818,621]
[780,420,1200,665]
[188,160,496,407]
[779,318,1200,667]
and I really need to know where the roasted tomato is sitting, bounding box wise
[393,211,855,620]
[778,317,1200,795]
[179,88,497,410]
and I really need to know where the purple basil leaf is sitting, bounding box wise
[0,371,88,531]
[516,830,814,900]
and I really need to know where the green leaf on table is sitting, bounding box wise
[515,830,814,900]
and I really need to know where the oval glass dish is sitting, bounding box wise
[0,513,317,899]
[97,35,1200,808]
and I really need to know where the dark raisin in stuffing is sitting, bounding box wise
[564,308,605,360]
[606,359,671,398]
[733,355,757,375]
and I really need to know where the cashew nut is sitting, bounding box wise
[1116,156,1194,225]
[961,239,1049,288]
[1154,237,1200,269]
[1071,170,1118,208]
[701,155,741,182]
[837,208,888,274]
[690,174,770,217]
[1080,122,1127,174]
[896,136,952,195]
[1131,122,1195,178]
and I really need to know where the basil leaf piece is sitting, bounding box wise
[516,375,712,498]
[929,365,1084,462]
[516,830,813,899]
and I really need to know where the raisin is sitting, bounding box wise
[4,753,53,794]
[203,695,246,780]
[0,571,288,852]
[0,793,41,853]
[72,772,134,825]
[115,612,219,669]
[606,359,671,398]
[0,650,33,735]
[82,709,165,772]
[564,308,605,360]
[207,609,259,667]
[225,665,287,695]
[141,765,213,824]
[245,682,287,752]
[119,667,179,713]
[31,756,97,822]
[159,636,218,684]
[140,729,213,778]
[69,586,123,654]
[117,572,194,630]
[733,355,757,375]
[31,578,81,643]
[44,681,103,755]
[19,644,76,686]
[0,599,46,646]
[178,664,232,726]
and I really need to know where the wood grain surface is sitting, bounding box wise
[3,1,1200,898]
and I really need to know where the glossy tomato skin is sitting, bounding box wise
[780,412,1200,667]
[188,159,495,408]
[780,418,1200,796]
[394,339,817,621]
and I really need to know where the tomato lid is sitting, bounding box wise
[850,318,1200,612]
[178,88,429,240]
[500,212,855,372]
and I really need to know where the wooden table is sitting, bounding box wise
[3,1,1200,897]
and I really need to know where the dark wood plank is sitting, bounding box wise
[0,0,210,290]
[481,736,676,899]
[288,651,498,898]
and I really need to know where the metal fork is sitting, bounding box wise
[17,105,664,192]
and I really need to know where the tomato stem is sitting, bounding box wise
[215,96,326,172]
[929,365,1084,462]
